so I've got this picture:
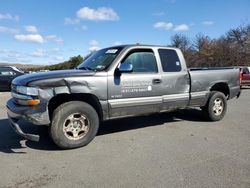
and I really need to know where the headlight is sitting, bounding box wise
[13,86,40,106]
[16,86,39,96]
[11,92,40,106]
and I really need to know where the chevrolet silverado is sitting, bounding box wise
[6,45,241,149]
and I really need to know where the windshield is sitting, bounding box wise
[77,47,124,71]
[12,67,24,73]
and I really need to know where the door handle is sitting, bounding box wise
[152,79,162,84]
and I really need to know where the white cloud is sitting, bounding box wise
[15,34,44,43]
[64,17,80,25]
[89,40,100,52]
[45,35,64,44]
[73,25,88,32]
[0,49,8,54]
[0,50,22,58]
[31,48,61,58]
[154,21,190,32]
[0,13,19,21]
[113,41,122,45]
[25,25,38,33]
[153,22,173,30]
[89,46,100,52]
[32,49,46,57]
[45,35,57,40]
[173,24,189,31]
[76,7,119,21]
[0,48,65,65]
[0,49,31,64]
[89,40,99,46]
[202,21,214,26]
[0,26,19,34]
[14,33,63,45]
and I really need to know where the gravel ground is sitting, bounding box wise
[0,92,10,118]
[0,90,249,188]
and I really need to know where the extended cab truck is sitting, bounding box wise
[6,45,241,149]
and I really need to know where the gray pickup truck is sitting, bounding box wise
[6,44,241,149]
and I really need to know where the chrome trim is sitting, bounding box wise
[163,93,189,102]
[109,96,162,108]
[11,92,33,100]
[191,91,209,98]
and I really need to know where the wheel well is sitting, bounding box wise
[48,93,103,121]
[210,83,230,98]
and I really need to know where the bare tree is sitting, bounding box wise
[226,24,250,66]
[170,34,190,52]
[170,34,194,67]
[169,24,250,68]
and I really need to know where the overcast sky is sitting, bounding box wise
[0,0,249,65]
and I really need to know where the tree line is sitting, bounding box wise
[27,55,85,71]
[170,24,250,67]
[28,23,250,71]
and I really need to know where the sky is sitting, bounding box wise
[0,0,249,65]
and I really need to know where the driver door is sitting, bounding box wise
[107,48,162,118]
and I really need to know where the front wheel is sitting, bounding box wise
[202,91,227,121]
[50,101,99,149]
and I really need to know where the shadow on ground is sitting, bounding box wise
[0,108,206,153]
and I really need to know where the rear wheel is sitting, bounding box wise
[50,101,99,149]
[202,91,227,121]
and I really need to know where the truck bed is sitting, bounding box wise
[188,67,240,106]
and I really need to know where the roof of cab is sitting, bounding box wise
[108,44,179,50]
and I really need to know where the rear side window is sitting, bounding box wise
[158,49,181,72]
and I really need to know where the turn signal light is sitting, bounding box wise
[27,99,40,106]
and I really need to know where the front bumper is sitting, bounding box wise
[8,116,40,141]
[6,98,50,142]
[6,98,50,125]
[241,80,250,86]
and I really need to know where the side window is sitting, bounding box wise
[243,67,249,74]
[0,71,16,76]
[158,49,181,72]
[122,49,158,73]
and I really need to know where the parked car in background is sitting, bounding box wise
[0,66,24,91]
[240,66,250,87]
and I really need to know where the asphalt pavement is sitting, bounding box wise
[0,90,249,188]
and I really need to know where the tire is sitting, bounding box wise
[50,101,99,149]
[202,91,227,121]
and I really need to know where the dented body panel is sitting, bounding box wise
[6,45,241,130]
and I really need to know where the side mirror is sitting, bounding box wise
[118,63,133,73]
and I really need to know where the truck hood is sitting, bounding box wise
[12,69,95,86]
